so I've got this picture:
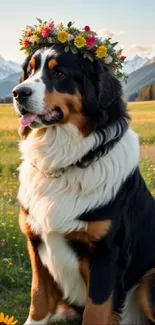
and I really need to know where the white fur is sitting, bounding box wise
[38,233,86,306]
[120,286,149,325]
[18,124,139,305]
[24,313,51,325]
[13,48,57,116]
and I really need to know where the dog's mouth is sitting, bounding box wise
[18,107,63,136]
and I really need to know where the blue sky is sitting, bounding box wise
[1,0,155,62]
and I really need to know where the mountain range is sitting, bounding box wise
[0,54,155,101]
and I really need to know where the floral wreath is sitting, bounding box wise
[20,18,127,81]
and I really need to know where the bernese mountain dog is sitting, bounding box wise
[12,44,155,325]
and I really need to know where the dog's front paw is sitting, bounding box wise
[24,313,51,325]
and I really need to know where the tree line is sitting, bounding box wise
[138,84,155,101]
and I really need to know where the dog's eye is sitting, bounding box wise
[53,70,64,77]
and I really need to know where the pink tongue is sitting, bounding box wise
[19,113,37,126]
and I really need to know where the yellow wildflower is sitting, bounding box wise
[7,211,14,215]
[74,35,86,48]
[24,49,31,55]
[0,313,18,325]
[96,45,107,58]
[57,30,68,43]
[31,35,40,43]
[35,25,44,34]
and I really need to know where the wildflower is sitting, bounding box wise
[31,35,40,43]
[104,55,113,64]
[57,30,68,43]
[41,27,51,38]
[86,36,96,50]
[26,28,32,37]
[7,211,14,215]
[22,39,29,48]
[96,45,107,58]
[120,55,126,61]
[74,35,86,48]
[0,313,18,325]
[84,26,90,32]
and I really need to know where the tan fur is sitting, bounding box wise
[19,207,61,320]
[29,57,36,70]
[48,59,58,69]
[82,295,113,325]
[66,220,112,250]
[44,89,91,136]
[137,268,155,323]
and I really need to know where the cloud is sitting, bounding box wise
[124,44,155,57]
[97,28,125,39]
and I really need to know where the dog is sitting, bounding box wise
[13,44,155,325]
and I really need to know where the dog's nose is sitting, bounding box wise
[12,86,32,102]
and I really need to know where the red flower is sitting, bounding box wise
[120,55,126,61]
[41,27,51,38]
[86,36,96,50]
[84,25,90,32]
[22,39,29,48]
[26,28,32,37]
[49,21,55,29]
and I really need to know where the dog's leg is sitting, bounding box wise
[25,238,61,325]
[82,245,119,325]
[137,268,155,323]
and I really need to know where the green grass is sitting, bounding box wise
[0,103,155,324]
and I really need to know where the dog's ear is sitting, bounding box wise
[97,63,122,109]
[19,54,33,83]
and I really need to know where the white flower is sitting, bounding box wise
[104,55,113,64]
[68,34,74,41]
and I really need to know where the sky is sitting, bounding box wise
[0,0,155,63]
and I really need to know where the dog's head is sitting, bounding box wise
[13,44,129,165]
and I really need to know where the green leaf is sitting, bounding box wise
[87,54,94,62]
[70,46,78,54]
[111,42,118,48]
[83,53,87,59]
[64,45,69,52]
[36,17,42,24]
[67,21,73,28]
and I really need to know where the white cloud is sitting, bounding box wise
[124,44,155,57]
[97,28,125,39]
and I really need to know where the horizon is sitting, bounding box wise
[1,0,155,63]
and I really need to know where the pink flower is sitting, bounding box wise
[49,21,55,29]
[86,36,96,50]
[41,27,51,38]
[0,241,5,247]
[120,55,126,61]
[84,25,90,33]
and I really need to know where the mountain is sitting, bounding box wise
[0,55,21,80]
[123,55,149,75]
[123,60,155,101]
[0,72,21,98]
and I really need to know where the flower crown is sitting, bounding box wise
[20,18,127,81]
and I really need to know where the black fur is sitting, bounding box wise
[70,168,155,310]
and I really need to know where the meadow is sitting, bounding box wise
[0,102,155,324]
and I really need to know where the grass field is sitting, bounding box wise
[0,102,155,324]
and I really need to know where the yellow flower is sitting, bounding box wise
[31,35,40,43]
[74,35,86,48]
[7,211,14,215]
[96,45,107,58]
[35,26,44,34]
[57,30,68,43]
[0,313,18,325]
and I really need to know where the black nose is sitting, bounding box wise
[12,86,32,102]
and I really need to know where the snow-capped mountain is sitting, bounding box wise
[0,55,21,80]
[123,55,149,75]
